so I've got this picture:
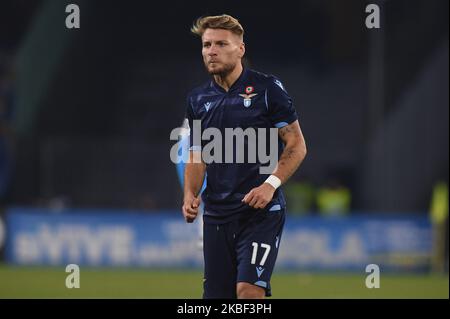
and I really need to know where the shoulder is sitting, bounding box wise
[187,80,213,101]
[247,69,288,93]
[186,80,215,112]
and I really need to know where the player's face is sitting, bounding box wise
[201,28,245,76]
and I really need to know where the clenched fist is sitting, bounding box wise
[242,183,276,209]
[182,194,201,223]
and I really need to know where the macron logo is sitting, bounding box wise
[256,266,265,278]
[204,102,212,112]
[274,79,286,92]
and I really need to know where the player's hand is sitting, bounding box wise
[242,183,276,209]
[182,194,201,223]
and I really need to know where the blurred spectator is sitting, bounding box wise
[284,177,316,215]
[316,178,351,217]
[429,181,449,273]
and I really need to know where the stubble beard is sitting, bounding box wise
[205,61,237,77]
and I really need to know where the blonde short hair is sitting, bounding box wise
[191,14,244,39]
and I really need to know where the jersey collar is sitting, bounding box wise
[210,67,249,94]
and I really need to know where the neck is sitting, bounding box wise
[213,63,243,92]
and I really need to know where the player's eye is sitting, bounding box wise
[203,43,211,48]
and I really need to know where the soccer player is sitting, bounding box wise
[182,14,307,299]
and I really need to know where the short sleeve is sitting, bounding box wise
[185,95,201,151]
[267,77,298,128]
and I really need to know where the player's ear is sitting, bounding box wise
[239,42,245,58]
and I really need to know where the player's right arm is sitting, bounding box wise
[182,150,206,223]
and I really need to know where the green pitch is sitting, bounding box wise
[0,265,447,298]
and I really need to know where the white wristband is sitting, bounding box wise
[264,175,282,190]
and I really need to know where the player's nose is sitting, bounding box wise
[207,45,218,55]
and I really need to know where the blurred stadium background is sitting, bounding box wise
[0,0,448,298]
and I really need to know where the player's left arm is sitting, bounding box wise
[242,120,307,209]
[271,120,307,183]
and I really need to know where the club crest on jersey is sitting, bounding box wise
[239,87,257,107]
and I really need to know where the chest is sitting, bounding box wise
[196,90,269,129]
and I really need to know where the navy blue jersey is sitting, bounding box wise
[186,68,298,223]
